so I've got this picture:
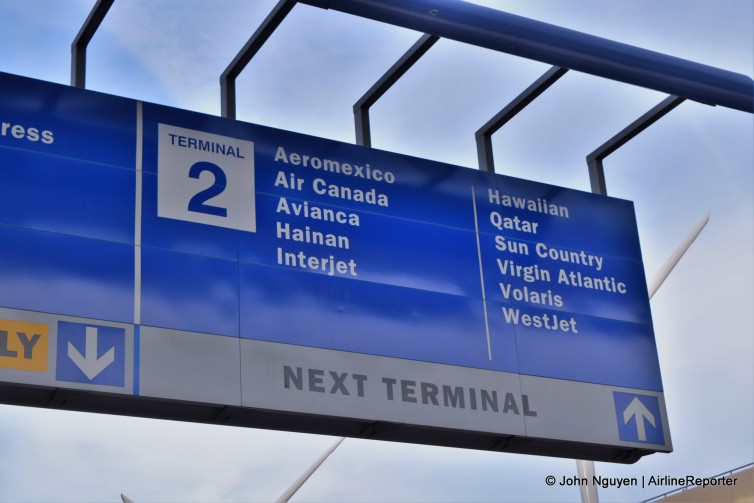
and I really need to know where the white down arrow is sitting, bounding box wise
[67,326,115,380]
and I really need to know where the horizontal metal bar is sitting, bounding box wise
[71,0,115,88]
[301,0,753,113]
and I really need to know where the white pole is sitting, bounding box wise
[575,212,710,503]
[576,459,599,503]
[276,437,345,503]
[648,213,710,299]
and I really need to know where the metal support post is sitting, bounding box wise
[576,459,599,503]
[220,0,297,119]
[71,0,115,88]
[586,95,687,195]
[353,33,438,147]
[475,66,567,172]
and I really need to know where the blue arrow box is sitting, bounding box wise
[613,391,665,445]
[56,321,125,387]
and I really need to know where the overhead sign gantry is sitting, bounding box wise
[2,0,752,466]
[2,69,668,462]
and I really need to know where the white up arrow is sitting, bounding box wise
[623,396,656,442]
[67,327,115,380]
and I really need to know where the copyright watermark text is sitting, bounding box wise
[545,474,738,489]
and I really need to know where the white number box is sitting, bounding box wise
[157,123,256,232]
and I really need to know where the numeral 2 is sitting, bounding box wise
[187,161,228,217]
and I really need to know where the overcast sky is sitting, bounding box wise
[0,1,752,502]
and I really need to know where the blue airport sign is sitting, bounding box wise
[0,71,671,462]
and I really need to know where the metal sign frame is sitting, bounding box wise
[2,0,750,473]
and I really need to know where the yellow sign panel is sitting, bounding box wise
[0,319,48,372]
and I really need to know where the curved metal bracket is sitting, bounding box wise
[353,33,439,147]
[220,0,297,119]
[71,0,115,88]
[475,66,567,172]
[587,95,687,195]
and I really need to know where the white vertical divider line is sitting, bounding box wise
[134,101,143,326]
[471,186,492,360]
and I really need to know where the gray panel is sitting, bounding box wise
[139,326,241,405]
[239,339,671,451]
[240,339,528,436]
[520,375,672,451]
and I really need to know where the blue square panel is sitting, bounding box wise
[56,321,126,387]
[0,146,135,243]
[0,71,136,169]
[238,193,482,298]
[613,391,665,445]
[239,262,519,373]
[0,225,134,323]
[509,305,662,391]
[140,247,239,337]
[140,171,239,261]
